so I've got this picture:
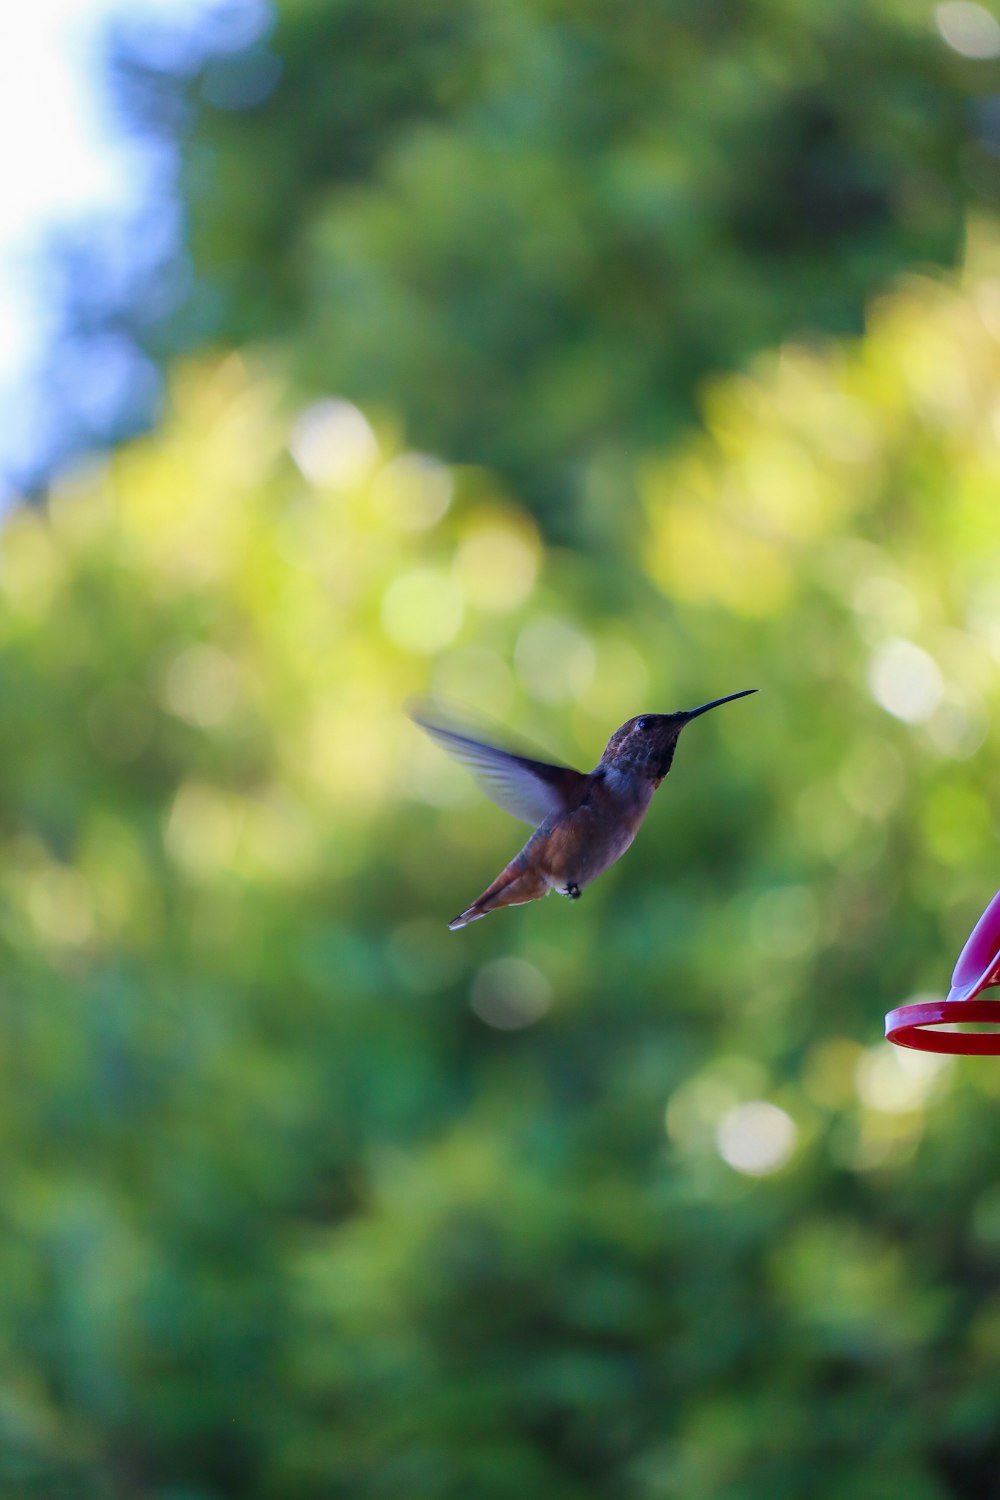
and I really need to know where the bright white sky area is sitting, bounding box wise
[0,0,270,494]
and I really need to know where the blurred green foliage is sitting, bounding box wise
[7,248,1000,1496]
[134,0,1000,531]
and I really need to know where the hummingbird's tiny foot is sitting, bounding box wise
[565,881,581,900]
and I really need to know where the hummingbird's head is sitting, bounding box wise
[601,690,757,783]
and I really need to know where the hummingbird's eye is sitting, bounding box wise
[636,716,653,732]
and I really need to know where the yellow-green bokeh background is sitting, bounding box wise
[10,8,1000,1494]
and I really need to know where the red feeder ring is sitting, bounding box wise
[885,890,1000,1055]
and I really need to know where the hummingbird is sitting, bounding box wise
[413,690,756,929]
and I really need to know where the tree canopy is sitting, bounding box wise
[105,0,1000,532]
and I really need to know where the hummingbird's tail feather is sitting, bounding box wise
[448,903,490,930]
[448,862,550,930]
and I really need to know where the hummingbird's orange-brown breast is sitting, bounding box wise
[529,771,656,891]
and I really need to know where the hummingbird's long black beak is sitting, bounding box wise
[683,688,757,721]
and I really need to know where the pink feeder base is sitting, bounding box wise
[885,890,1000,1055]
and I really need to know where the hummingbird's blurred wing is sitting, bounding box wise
[411,712,587,826]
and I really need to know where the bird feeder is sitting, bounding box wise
[886,890,1000,1055]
